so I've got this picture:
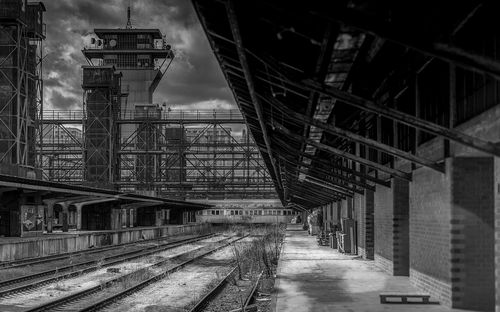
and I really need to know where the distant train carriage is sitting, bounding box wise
[196,207,298,224]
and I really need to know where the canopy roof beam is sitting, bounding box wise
[268,96,444,173]
[277,153,375,192]
[225,0,283,197]
[274,123,412,181]
[273,137,391,187]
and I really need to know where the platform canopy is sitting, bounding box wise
[0,174,212,210]
[192,0,499,210]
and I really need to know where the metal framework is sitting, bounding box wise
[40,109,277,200]
[0,1,45,178]
[40,112,82,182]
[82,65,121,188]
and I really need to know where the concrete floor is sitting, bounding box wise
[273,224,476,312]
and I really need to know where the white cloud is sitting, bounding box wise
[167,99,236,111]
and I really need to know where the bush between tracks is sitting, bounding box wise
[231,224,285,280]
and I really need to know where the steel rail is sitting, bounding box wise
[25,235,248,312]
[0,233,217,298]
[0,232,212,270]
[188,266,238,312]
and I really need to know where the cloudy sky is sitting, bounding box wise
[43,0,236,111]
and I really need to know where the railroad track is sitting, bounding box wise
[24,235,248,312]
[189,269,264,312]
[0,233,218,298]
[241,271,264,312]
[0,232,209,270]
[188,266,238,312]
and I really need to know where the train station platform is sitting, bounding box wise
[273,225,475,312]
[0,223,212,262]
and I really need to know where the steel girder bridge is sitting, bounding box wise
[39,109,277,200]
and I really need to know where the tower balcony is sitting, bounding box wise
[82,47,173,60]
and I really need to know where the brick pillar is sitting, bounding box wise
[410,157,495,309]
[410,161,452,305]
[450,157,494,310]
[358,189,374,260]
[335,201,341,224]
[112,208,121,229]
[496,156,500,312]
[374,178,409,275]
[43,199,57,233]
[59,202,69,232]
[347,197,353,219]
[330,202,335,229]
[325,203,328,226]
[393,178,409,276]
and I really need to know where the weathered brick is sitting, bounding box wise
[374,178,409,276]
[356,189,374,260]
[410,164,451,305]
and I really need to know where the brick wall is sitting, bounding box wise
[410,164,452,306]
[450,157,494,310]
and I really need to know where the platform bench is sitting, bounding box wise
[380,293,431,304]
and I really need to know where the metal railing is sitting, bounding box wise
[42,110,84,120]
[41,110,244,121]
[83,41,170,51]
[119,109,243,121]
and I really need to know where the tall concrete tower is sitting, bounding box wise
[82,7,174,194]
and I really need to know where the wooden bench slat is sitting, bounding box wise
[380,293,430,297]
[380,293,433,304]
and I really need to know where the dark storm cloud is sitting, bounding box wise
[42,0,235,111]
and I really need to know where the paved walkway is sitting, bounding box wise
[273,224,473,312]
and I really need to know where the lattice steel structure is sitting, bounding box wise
[40,122,82,183]
[40,109,277,200]
[82,65,121,188]
[0,0,45,178]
